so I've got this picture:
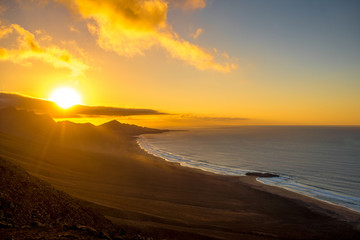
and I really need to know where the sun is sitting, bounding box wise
[49,87,82,109]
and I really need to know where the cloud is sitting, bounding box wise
[59,0,236,73]
[169,0,206,10]
[0,92,167,117]
[191,28,203,39]
[130,113,250,127]
[69,25,79,33]
[0,92,57,112]
[0,23,88,77]
[34,29,53,41]
[179,114,249,121]
[71,105,166,117]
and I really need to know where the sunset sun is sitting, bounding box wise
[50,87,82,109]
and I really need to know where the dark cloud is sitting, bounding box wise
[71,105,166,117]
[0,92,56,111]
[0,92,166,117]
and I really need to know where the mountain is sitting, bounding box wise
[99,120,167,136]
[0,107,55,139]
[0,107,165,139]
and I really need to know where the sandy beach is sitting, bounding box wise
[0,112,359,240]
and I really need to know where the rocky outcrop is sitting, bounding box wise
[246,172,279,178]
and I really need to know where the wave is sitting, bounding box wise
[137,135,250,176]
[258,177,360,212]
[137,135,360,212]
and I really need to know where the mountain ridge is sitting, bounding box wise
[0,107,167,153]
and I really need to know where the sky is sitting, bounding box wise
[0,0,359,127]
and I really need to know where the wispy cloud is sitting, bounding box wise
[0,23,88,77]
[69,25,80,33]
[191,28,203,40]
[179,114,249,122]
[122,113,250,127]
[169,0,207,10]
[0,92,167,117]
[60,0,236,73]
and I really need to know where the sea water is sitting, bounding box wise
[137,126,360,212]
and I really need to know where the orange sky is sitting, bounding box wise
[0,0,359,127]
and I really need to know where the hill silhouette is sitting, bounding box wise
[0,107,165,140]
[0,107,55,139]
[0,107,167,155]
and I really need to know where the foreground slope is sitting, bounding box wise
[0,156,129,239]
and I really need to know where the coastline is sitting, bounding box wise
[136,134,360,230]
[1,118,360,239]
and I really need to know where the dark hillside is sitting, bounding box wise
[0,156,145,240]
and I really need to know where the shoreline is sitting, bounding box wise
[135,134,360,229]
[248,177,360,230]
[256,177,360,215]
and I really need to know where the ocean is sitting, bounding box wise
[137,126,360,212]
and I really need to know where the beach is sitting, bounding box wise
[1,114,360,240]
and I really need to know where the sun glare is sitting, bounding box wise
[49,87,82,109]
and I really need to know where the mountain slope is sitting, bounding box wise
[99,119,166,135]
